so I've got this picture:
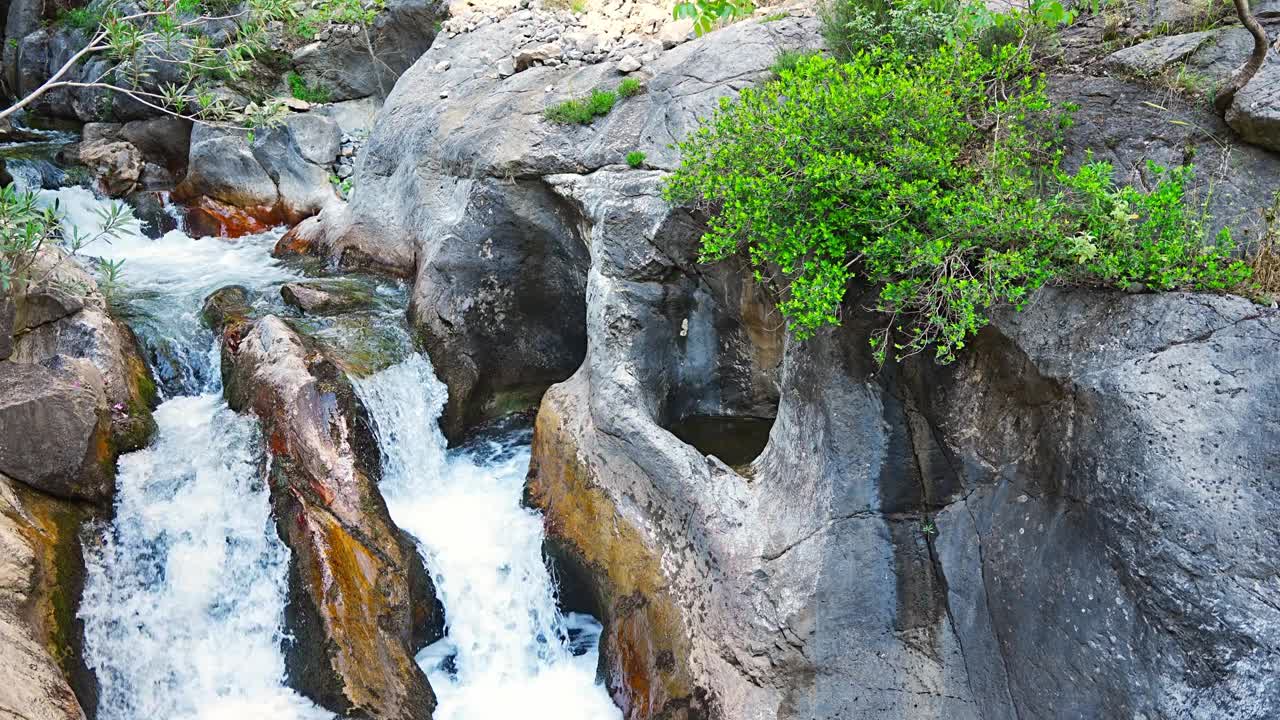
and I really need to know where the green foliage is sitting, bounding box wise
[673,0,754,36]
[819,0,960,60]
[626,150,647,168]
[292,0,384,38]
[818,0,1079,62]
[57,6,103,32]
[330,173,354,199]
[761,11,789,22]
[545,88,618,124]
[771,49,819,77]
[618,77,643,97]
[666,48,1249,365]
[0,185,131,296]
[286,72,331,103]
[1054,158,1248,291]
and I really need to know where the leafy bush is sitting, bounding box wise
[819,0,1078,62]
[58,6,103,32]
[771,49,820,77]
[618,77,643,97]
[819,0,960,60]
[673,0,755,36]
[0,185,131,295]
[666,48,1248,364]
[626,150,646,168]
[293,0,384,38]
[286,72,331,103]
[545,88,618,124]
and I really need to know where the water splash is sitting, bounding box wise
[354,355,622,720]
[80,396,331,720]
[62,187,328,720]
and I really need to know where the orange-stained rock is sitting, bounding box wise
[182,196,284,239]
[221,315,439,720]
[274,205,414,278]
[526,375,705,720]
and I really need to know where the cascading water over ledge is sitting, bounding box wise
[354,355,623,720]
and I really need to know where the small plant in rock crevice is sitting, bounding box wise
[618,77,643,97]
[626,150,647,168]
[287,72,331,103]
[545,77,647,125]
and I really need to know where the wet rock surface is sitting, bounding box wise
[0,474,94,720]
[220,315,437,719]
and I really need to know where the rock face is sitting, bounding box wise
[1,253,158,503]
[530,226,1280,719]
[177,113,341,230]
[1049,72,1280,241]
[306,12,817,438]
[0,252,155,720]
[1102,19,1280,153]
[0,474,93,720]
[292,0,447,102]
[220,314,438,720]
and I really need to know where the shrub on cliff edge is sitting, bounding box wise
[665,47,1249,364]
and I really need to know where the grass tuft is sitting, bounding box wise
[287,72,331,104]
[626,150,646,168]
[545,88,619,124]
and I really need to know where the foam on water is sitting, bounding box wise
[60,188,328,720]
[37,186,296,394]
[79,396,331,720]
[355,355,623,720]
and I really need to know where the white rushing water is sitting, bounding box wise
[355,355,623,720]
[45,186,330,720]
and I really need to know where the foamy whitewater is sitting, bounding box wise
[355,356,622,720]
[42,184,619,719]
[47,186,329,720]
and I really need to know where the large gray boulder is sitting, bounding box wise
[3,252,158,503]
[0,359,110,503]
[306,12,818,439]
[178,113,341,225]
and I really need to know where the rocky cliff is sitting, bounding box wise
[298,4,1280,718]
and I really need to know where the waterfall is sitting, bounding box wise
[39,181,617,718]
[50,186,330,720]
[355,356,622,720]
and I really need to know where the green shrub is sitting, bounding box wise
[771,49,820,77]
[286,72,331,103]
[58,6,102,32]
[618,77,643,97]
[818,0,1078,62]
[545,88,618,124]
[626,150,646,168]
[673,0,755,36]
[665,48,1249,364]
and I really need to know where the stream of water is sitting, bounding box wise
[19,173,620,718]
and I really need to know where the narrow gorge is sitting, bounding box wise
[0,0,1278,719]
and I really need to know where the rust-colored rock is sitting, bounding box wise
[221,315,435,719]
[526,376,704,720]
[274,206,414,279]
[182,196,284,239]
[0,474,95,720]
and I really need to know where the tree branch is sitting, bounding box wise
[1214,0,1273,116]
